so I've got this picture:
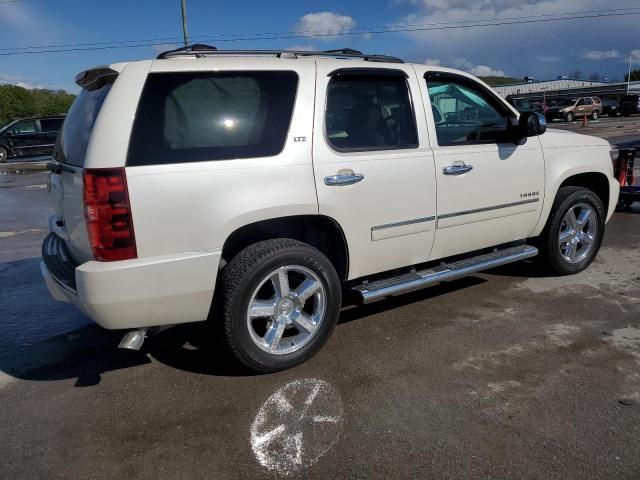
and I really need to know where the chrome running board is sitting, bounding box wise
[353,245,538,304]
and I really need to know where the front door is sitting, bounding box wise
[312,63,437,280]
[7,118,39,157]
[415,69,545,260]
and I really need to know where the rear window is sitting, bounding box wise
[57,82,113,167]
[127,71,299,166]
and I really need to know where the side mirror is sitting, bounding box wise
[517,111,546,138]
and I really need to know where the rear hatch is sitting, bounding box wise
[49,69,116,264]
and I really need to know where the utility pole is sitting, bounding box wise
[627,52,632,95]
[181,0,189,48]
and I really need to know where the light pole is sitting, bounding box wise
[181,0,189,48]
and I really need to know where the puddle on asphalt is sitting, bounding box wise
[250,378,343,477]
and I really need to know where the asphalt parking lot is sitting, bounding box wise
[549,115,640,146]
[1,135,640,479]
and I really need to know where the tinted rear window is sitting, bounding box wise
[57,82,113,167]
[127,71,298,166]
[40,118,64,132]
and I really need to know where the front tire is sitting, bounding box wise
[535,186,605,275]
[0,146,8,163]
[565,112,575,122]
[217,239,342,373]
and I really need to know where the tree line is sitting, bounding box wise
[0,84,75,127]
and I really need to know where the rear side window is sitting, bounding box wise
[127,71,298,166]
[325,74,418,151]
[58,82,113,167]
[40,118,63,132]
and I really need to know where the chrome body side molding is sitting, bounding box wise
[438,198,539,220]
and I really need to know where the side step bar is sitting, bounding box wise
[353,245,538,304]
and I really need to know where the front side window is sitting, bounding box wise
[11,119,36,134]
[426,74,512,146]
[127,71,298,166]
[325,73,418,151]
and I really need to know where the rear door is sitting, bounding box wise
[49,78,115,263]
[38,117,64,155]
[312,63,437,280]
[416,69,545,259]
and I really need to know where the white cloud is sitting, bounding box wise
[631,49,640,64]
[391,0,638,80]
[294,12,356,40]
[421,57,505,76]
[423,57,442,66]
[455,58,505,77]
[2,2,58,45]
[582,49,621,60]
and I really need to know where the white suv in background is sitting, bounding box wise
[42,45,619,372]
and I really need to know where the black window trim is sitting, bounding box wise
[324,69,420,154]
[424,70,518,148]
[327,67,409,78]
[126,70,300,167]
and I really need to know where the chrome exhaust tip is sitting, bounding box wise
[118,329,148,351]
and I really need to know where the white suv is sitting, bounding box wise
[42,45,619,372]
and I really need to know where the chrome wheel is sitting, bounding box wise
[0,147,7,163]
[247,265,326,355]
[558,202,598,264]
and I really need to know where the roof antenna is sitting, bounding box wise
[180,0,189,47]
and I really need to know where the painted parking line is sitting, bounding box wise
[0,228,46,239]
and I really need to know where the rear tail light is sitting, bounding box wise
[83,168,137,261]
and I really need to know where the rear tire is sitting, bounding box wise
[216,239,342,373]
[535,186,605,275]
[591,110,599,120]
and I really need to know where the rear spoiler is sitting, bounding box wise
[75,67,118,90]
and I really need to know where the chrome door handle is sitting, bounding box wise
[443,164,473,176]
[324,173,364,186]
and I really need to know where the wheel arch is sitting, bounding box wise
[220,215,350,281]
[532,166,614,237]
[558,171,610,214]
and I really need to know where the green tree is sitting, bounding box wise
[478,76,523,86]
[624,69,640,82]
[0,84,76,127]
[0,85,37,125]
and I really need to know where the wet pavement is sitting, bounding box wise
[1,171,640,479]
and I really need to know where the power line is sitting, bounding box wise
[1,7,638,53]
[0,9,638,56]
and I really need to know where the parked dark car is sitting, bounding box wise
[620,94,640,116]
[602,99,619,117]
[509,98,547,115]
[0,115,65,162]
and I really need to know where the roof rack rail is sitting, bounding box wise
[156,44,404,63]
[157,43,218,59]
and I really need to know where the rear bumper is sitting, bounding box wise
[41,233,221,330]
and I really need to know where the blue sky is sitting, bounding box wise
[1,0,638,92]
